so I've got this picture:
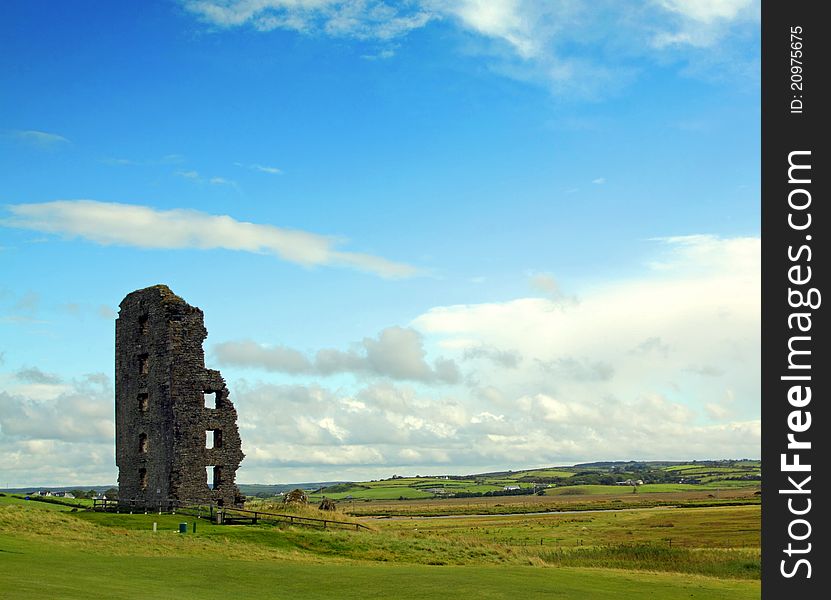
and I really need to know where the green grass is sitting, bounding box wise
[0,496,761,598]
[0,461,763,598]
[311,486,435,500]
[544,483,760,496]
[301,461,761,503]
[0,502,759,600]
[508,469,576,479]
[0,535,760,600]
[0,494,84,510]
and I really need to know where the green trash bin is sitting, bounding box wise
[178,522,187,534]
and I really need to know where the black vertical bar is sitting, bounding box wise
[762,1,826,597]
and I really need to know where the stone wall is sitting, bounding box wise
[115,285,244,507]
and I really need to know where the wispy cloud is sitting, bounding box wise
[14,366,63,385]
[183,0,434,40]
[182,1,759,97]
[102,154,185,166]
[7,130,70,148]
[235,162,284,175]
[175,170,237,186]
[2,200,421,278]
[651,0,758,48]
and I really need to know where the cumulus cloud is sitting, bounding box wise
[0,372,118,485]
[226,375,759,483]
[3,200,420,279]
[222,233,760,482]
[0,232,760,485]
[0,373,114,444]
[214,326,460,384]
[415,234,760,429]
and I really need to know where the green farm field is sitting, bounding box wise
[0,491,760,599]
[305,460,761,507]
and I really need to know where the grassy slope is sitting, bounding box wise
[310,462,761,502]
[0,536,759,600]
[0,499,759,600]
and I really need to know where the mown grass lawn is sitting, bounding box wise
[0,533,759,600]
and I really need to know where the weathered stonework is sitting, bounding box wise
[116,285,244,507]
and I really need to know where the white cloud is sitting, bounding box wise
[655,0,754,24]
[2,200,420,278]
[0,233,760,485]
[8,130,70,147]
[0,373,114,444]
[414,234,760,438]
[182,1,759,97]
[438,0,544,59]
[223,233,760,482]
[234,162,284,175]
[214,326,460,383]
[175,170,236,186]
[184,0,434,39]
[227,375,759,482]
[651,0,758,48]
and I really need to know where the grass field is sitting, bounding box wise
[0,490,760,599]
[336,486,759,518]
[303,461,761,504]
[0,537,760,600]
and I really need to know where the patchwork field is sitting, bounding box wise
[303,460,761,508]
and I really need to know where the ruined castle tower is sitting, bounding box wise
[116,285,244,507]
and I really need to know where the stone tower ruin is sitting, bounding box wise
[116,285,244,507]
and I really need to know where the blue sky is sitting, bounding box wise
[1,1,760,486]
